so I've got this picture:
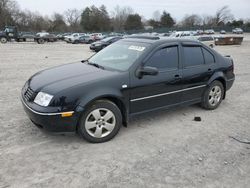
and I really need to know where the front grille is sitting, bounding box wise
[24,87,36,102]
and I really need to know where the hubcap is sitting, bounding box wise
[85,108,116,138]
[1,38,7,43]
[208,86,222,106]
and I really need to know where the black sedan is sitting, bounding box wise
[21,37,235,143]
[90,36,123,52]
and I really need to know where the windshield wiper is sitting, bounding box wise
[87,62,105,70]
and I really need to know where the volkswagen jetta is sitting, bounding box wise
[21,37,235,143]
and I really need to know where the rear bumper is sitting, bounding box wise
[21,98,83,132]
[226,77,235,91]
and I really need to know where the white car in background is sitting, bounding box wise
[90,33,104,41]
[196,35,215,48]
[184,35,215,48]
[232,28,243,34]
[169,31,197,38]
[36,32,49,37]
[204,29,215,34]
[64,33,86,43]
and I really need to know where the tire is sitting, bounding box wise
[78,100,122,143]
[0,37,8,44]
[201,80,224,110]
[37,38,45,44]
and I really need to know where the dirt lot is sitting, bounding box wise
[0,35,250,188]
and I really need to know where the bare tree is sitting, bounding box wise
[111,5,133,31]
[215,6,234,25]
[49,13,68,32]
[202,15,216,26]
[64,8,81,31]
[152,10,161,22]
[181,14,202,27]
[0,0,19,28]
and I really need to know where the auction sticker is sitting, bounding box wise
[128,46,145,52]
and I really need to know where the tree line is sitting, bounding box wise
[0,0,249,33]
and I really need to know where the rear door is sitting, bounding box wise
[181,44,216,102]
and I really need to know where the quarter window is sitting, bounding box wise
[202,48,215,64]
[146,46,179,69]
[183,46,204,67]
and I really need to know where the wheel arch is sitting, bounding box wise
[77,94,129,128]
[94,96,128,126]
[208,72,227,99]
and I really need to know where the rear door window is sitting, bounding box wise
[202,48,215,64]
[183,46,205,67]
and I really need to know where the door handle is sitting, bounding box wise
[208,68,213,73]
[169,75,182,84]
[174,74,182,79]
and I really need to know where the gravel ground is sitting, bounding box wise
[0,36,250,188]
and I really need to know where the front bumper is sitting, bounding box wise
[21,97,82,132]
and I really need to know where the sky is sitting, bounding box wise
[16,0,250,21]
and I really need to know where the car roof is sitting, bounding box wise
[121,37,201,46]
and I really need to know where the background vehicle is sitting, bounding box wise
[90,36,123,52]
[0,26,57,44]
[72,35,94,44]
[36,32,49,37]
[232,28,243,34]
[22,37,235,143]
[197,35,215,48]
[0,26,33,43]
[204,29,215,34]
[34,33,58,44]
[220,30,226,34]
[90,33,104,41]
[64,33,86,43]
[170,31,192,38]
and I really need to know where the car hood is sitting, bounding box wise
[29,62,118,94]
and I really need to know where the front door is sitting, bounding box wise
[129,45,183,114]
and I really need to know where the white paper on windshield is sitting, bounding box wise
[128,46,145,52]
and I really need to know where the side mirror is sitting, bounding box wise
[136,66,159,78]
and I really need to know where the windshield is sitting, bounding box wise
[88,41,149,71]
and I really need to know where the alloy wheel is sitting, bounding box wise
[208,86,222,106]
[85,108,116,138]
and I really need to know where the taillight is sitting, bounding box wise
[229,59,234,73]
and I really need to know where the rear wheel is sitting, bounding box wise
[78,100,122,143]
[0,37,7,44]
[37,38,45,44]
[201,81,224,110]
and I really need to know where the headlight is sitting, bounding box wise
[34,92,53,107]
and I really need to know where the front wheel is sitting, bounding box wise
[201,81,224,110]
[0,37,8,44]
[78,100,122,143]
